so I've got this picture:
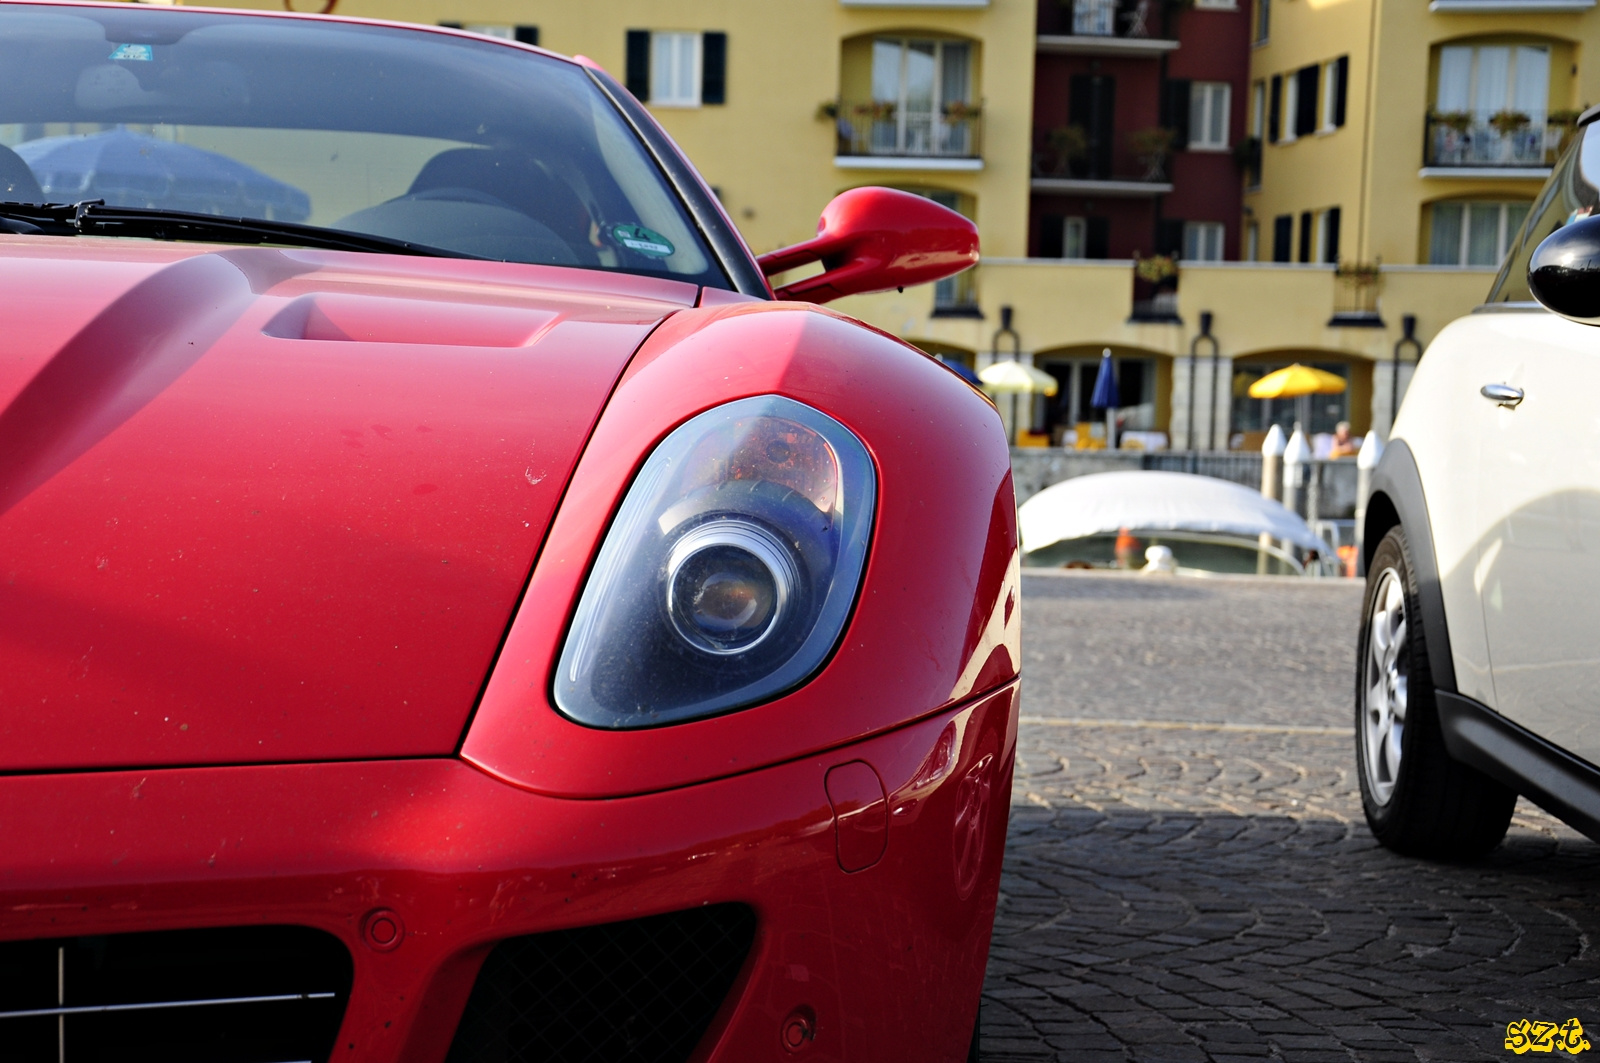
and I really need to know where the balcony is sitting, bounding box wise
[1421,113,1562,178]
[833,101,983,171]
[1036,0,1178,57]
[1029,126,1176,196]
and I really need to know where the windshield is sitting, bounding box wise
[0,5,726,284]
[1488,118,1600,304]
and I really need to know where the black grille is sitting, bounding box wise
[0,925,352,1063]
[447,904,757,1063]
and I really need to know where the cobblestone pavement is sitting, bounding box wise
[982,571,1600,1062]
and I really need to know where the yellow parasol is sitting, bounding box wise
[1247,363,1347,399]
[978,360,1060,396]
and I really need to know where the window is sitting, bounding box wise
[651,32,701,106]
[870,38,974,156]
[1436,44,1549,123]
[1064,217,1087,258]
[1281,73,1296,142]
[1255,0,1270,43]
[1233,362,1351,436]
[1245,222,1260,261]
[1184,222,1225,261]
[1251,81,1265,139]
[925,190,977,309]
[1313,207,1340,263]
[624,30,728,106]
[1189,83,1231,150]
[448,24,538,44]
[1321,57,1348,130]
[1195,0,1237,8]
[1430,200,1532,267]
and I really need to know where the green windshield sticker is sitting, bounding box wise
[109,44,153,61]
[611,223,674,258]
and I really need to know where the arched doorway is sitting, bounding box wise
[1033,344,1172,448]
[1230,350,1372,451]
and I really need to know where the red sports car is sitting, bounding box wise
[0,5,1019,1061]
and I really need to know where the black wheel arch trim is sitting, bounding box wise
[1437,690,1600,843]
[1363,438,1457,694]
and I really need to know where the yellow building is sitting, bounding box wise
[176,0,1588,448]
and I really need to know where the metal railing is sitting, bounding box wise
[835,102,982,159]
[1069,0,1161,37]
[1424,113,1560,168]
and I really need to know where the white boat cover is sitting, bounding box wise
[1018,471,1326,554]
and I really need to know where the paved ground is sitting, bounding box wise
[982,571,1600,1062]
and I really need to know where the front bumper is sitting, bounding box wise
[0,684,1016,1063]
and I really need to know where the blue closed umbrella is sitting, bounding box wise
[935,355,982,386]
[14,127,310,222]
[1090,349,1118,409]
[1090,348,1119,449]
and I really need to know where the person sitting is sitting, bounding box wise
[1329,421,1359,458]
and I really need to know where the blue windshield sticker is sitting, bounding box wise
[109,43,154,61]
[611,223,674,258]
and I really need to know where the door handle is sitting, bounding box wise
[1481,383,1525,408]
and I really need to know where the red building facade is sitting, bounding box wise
[1029,0,1252,265]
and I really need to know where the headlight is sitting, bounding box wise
[555,395,876,728]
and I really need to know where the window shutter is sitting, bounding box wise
[1294,66,1318,136]
[702,32,727,105]
[1156,218,1185,256]
[1040,214,1066,258]
[625,30,651,101]
[1272,215,1292,261]
[1161,79,1192,149]
[1086,216,1111,259]
[514,25,539,46]
[1298,210,1312,262]
[1325,207,1341,263]
[1268,74,1282,143]
[1333,56,1349,128]
[438,21,463,28]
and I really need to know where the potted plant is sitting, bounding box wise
[1045,124,1089,176]
[1433,110,1473,134]
[1135,253,1178,284]
[942,100,982,121]
[1128,127,1175,181]
[1488,109,1531,136]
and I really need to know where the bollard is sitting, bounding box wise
[1355,430,1383,577]
[1258,425,1286,574]
[1282,424,1311,518]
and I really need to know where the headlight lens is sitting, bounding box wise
[555,395,876,728]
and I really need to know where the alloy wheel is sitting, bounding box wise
[1362,567,1408,805]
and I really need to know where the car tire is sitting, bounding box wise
[1357,526,1516,858]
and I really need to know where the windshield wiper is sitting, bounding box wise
[0,200,484,260]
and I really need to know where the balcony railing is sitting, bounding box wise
[1069,0,1161,37]
[834,101,983,159]
[1424,113,1565,168]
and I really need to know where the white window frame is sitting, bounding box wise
[650,31,702,108]
[1189,82,1231,151]
[1184,221,1226,262]
[1429,200,1532,267]
[1194,0,1238,9]
[1245,221,1260,262]
[463,24,513,39]
[1251,81,1265,139]
[1063,216,1087,259]
[1313,210,1333,263]
[1320,61,1339,131]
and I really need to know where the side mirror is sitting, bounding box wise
[1530,214,1600,323]
[755,187,979,304]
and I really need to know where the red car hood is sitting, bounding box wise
[0,238,696,771]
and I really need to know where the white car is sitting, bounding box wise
[1360,105,1600,857]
